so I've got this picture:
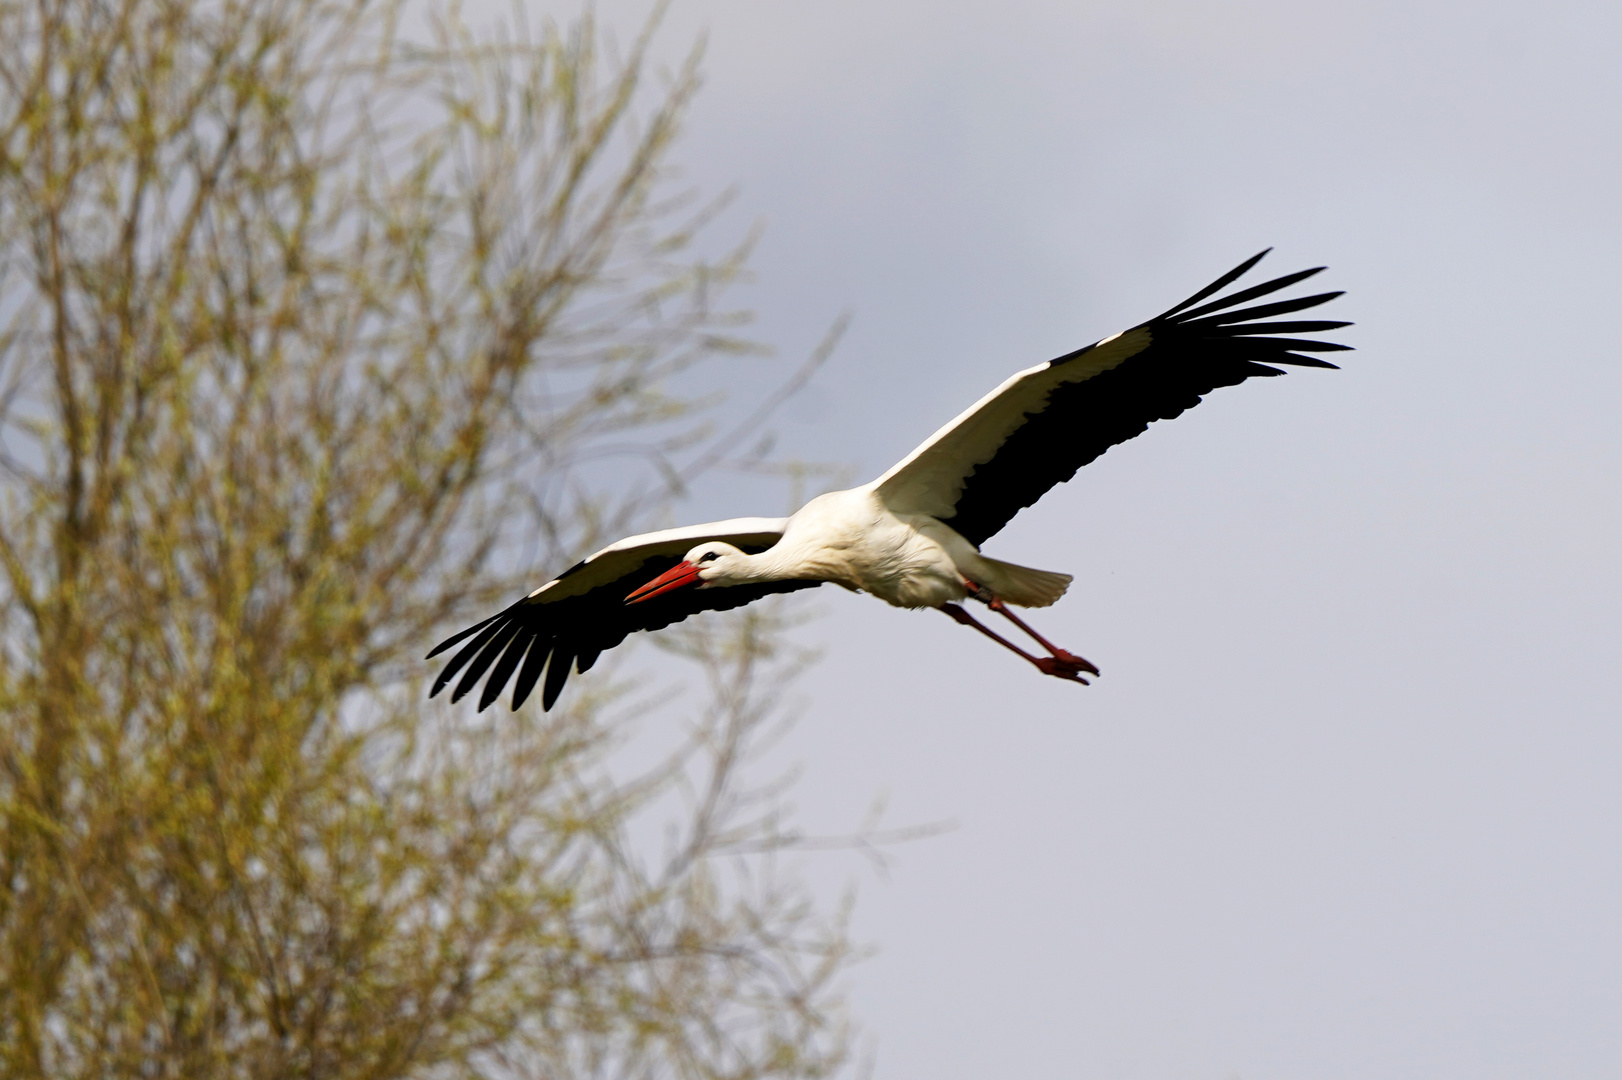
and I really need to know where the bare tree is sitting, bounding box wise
[0,0,853,1075]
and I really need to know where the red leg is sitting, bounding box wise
[958,580,1100,681]
[939,604,1093,684]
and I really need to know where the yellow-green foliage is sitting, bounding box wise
[0,0,851,1075]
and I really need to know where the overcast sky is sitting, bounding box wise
[482,1,1622,1076]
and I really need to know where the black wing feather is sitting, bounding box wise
[1173,266,1325,322]
[432,613,513,696]
[1226,320,1351,336]
[429,546,819,713]
[510,636,553,710]
[480,629,536,711]
[1154,248,1270,319]
[1275,352,1341,368]
[452,617,523,703]
[1248,338,1351,353]
[945,251,1350,547]
[1199,291,1343,325]
[426,611,503,661]
[541,645,576,712]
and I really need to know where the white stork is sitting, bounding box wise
[429,250,1350,711]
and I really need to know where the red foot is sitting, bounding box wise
[1033,649,1101,684]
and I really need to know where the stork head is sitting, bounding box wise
[624,542,751,604]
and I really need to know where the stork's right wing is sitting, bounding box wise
[872,251,1351,546]
[427,518,816,712]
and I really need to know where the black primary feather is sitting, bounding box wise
[425,611,502,660]
[1172,265,1326,322]
[431,613,512,696]
[945,251,1351,547]
[452,618,523,703]
[510,635,551,710]
[479,630,535,711]
[1153,248,1271,319]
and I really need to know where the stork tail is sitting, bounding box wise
[975,556,1072,608]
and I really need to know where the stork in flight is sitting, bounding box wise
[429,250,1350,712]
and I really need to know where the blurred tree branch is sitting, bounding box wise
[0,0,855,1075]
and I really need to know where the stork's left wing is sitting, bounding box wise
[872,250,1351,547]
[427,518,816,712]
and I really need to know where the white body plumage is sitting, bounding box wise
[683,486,1073,610]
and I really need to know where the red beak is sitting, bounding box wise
[625,561,704,604]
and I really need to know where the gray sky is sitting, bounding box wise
[495,1,1622,1075]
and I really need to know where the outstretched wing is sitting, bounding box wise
[427,518,817,712]
[872,250,1351,546]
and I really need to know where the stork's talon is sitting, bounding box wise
[1033,650,1100,683]
[1055,647,1100,676]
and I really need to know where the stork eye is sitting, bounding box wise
[698,551,719,563]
